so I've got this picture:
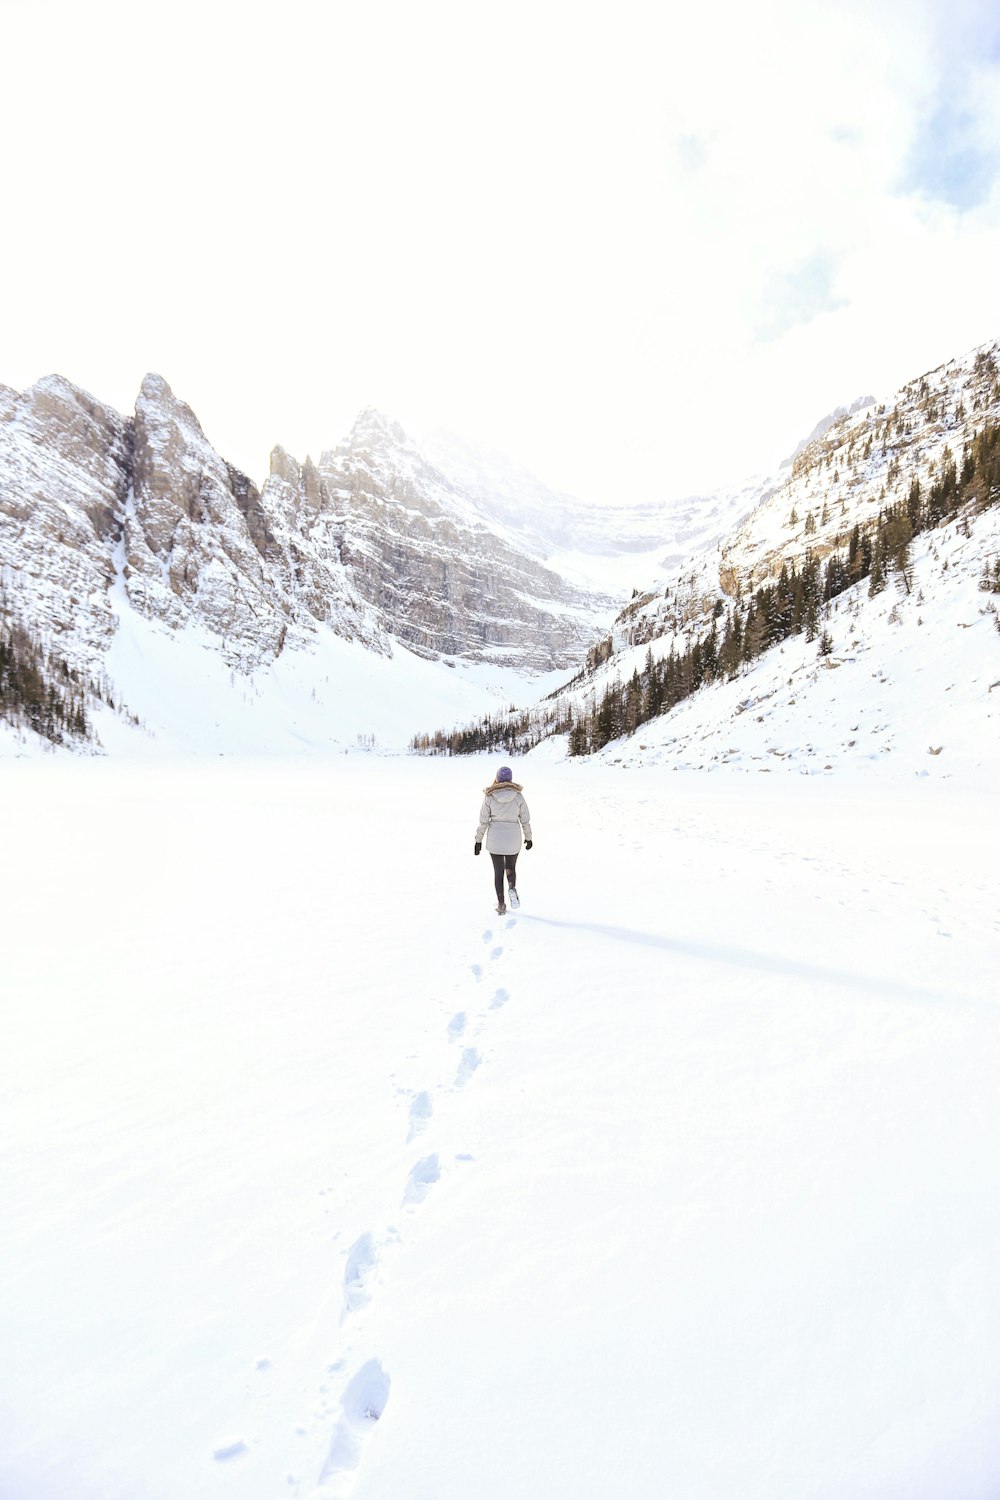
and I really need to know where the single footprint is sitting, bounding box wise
[454,1047,481,1087]
[342,1232,379,1318]
[489,987,509,1009]
[403,1154,441,1206]
[319,1359,392,1489]
[471,963,483,981]
[212,1439,247,1463]
[482,929,493,942]
[490,945,503,960]
[447,1011,467,1039]
[406,1091,433,1141]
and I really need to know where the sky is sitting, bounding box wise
[2,0,1000,505]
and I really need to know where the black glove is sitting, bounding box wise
[524,840,532,850]
[474,842,481,855]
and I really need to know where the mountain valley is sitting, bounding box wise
[2,339,999,770]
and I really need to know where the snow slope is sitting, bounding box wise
[0,591,572,760]
[538,472,1000,779]
[2,757,998,1499]
[95,595,570,758]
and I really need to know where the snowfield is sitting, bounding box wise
[2,755,998,1499]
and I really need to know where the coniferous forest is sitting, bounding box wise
[0,587,131,747]
[412,417,1000,759]
[0,617,93,746]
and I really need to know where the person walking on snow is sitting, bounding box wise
[474,765,532,915]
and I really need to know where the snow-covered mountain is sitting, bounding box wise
[722,342,1000,594]
[1,365,771,754]
[3,376,720,752]
[581,495,1000,778]
[426,338,1000,774]
[0,376,628,679]
[5,337,1000,764]
[593,340,1000,655]
[262,408,624,668]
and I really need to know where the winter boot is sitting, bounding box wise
[507,887,520,909]
[496,901,507,916]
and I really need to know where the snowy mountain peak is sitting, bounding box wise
[137,370,175,403]
[26,371,88,402]
[782,393,877,467]
[135,372,214,450]
[267,443,302,484]
[347,406,412,451]
[18,373,125,449]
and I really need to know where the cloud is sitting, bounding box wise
[905,99,998,210]
[753,255,848,344]
[899,0,1000,212]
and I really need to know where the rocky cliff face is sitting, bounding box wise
[0,375,131,665]
[123,374,297,662]
[0,375,624,692]
[262,408,616,664]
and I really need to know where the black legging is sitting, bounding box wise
[490,852,518,904]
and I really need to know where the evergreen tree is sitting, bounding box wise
[885,507,915,594]
[868,534,887,596]
[906,477,922,531]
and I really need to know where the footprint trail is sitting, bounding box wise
[303,903,519,1497]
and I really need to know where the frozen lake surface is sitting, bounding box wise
[2,756,998,1499]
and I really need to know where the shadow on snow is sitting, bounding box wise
[521,916,983,1011]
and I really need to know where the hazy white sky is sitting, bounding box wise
[3,0,1000,504]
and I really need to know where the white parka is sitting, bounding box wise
[475,781,532,855]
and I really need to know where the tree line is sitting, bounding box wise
[410,703,567,758]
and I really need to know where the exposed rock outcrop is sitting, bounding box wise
[0,375,131,663]
[123,374,291,662]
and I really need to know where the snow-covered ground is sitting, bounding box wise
[2,756,998,1499]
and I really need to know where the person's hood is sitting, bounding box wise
[483,781,523,796]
